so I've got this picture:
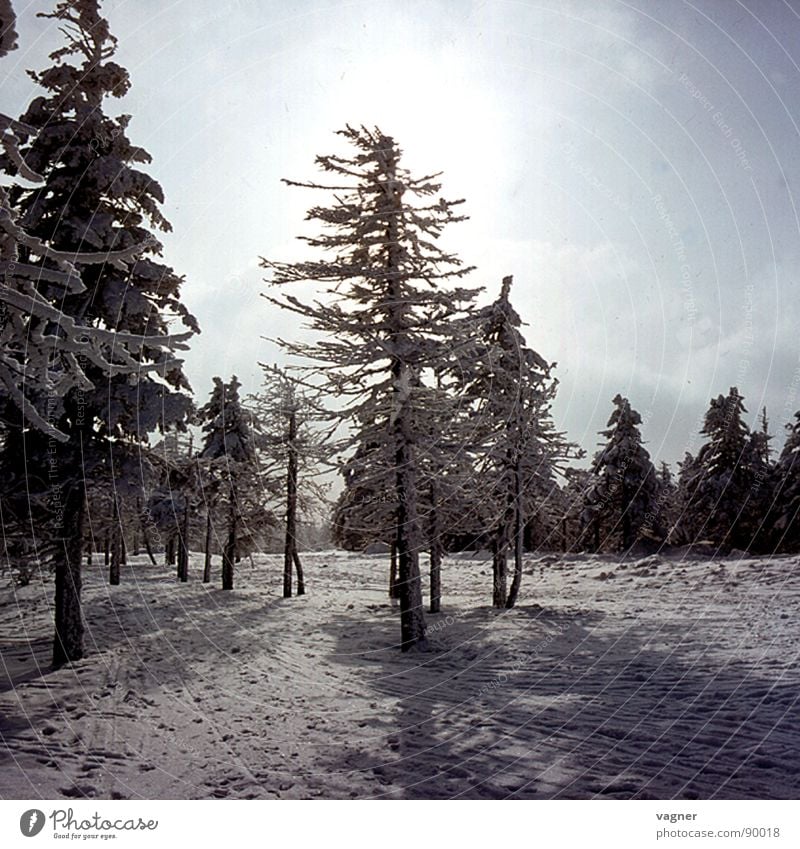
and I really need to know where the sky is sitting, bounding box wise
[4,0,800,468]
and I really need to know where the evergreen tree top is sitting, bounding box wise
[701,387,748,438]
[261,125,481,421]
[264,124,478,298]
[0,0,199,445]
[41,1,118,66]
[602,393,642,436]
[199,375,256,465]
[592,394,653,474]
[777,411,800,468]
[697,386,750,473]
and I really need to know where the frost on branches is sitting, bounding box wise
[262,125,478,650]
[249,365,331,598]
[0,0,197,667]
[771,411,800,551]
[0,31,182,442]
[582,394,660,553]
[458,276,577,607]
[199,376,272,590]
[674,387,765,552]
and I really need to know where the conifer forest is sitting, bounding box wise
[1,0,799,803]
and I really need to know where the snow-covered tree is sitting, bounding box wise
[560,466,594,551]
[146,429,206,582]
[332,430,397,552]
[0,0,197,666]
[331,375,478,611]
[402,372,478,612]
[675,387,761,551]
[199,376,270,590]
[262,125,478,650]
[646,460,677,542]
[0,0,179,443]
[751,407,772,468]
[769,411,800,552]
[248,365,330,597]
[457,277,575,607]
[582,395,660,552]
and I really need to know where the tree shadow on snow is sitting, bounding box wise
[318,600,800,800]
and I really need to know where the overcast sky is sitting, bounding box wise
[5,0,800,467]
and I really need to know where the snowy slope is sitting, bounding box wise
[1,550,798,799]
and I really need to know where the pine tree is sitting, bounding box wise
[262,125,478,650]
[649,461,677,542]
[0,0,197,666]
[413,375,480,613]
[457,277,574,607]
[560,467,594,552]
[198,376,266,590]
[248,365,330,597]
[0,0,179,442]
[770,411,800,552]
[582,394,660,552]
[675,387,760,551]
[332,429,396,552]
[753,407,772,466]
[745,407,772,551]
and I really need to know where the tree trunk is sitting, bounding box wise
[283,410,298,598]
[143,529,157,566]
[292,549,305,596]
[492,536,508,608]
[203,512,212,583]
[53,482,86,668]
[109,519,122,586]
[393,366,427,650]
[103,533,109,566]
[132,497,140,557]
[222,490,236,590]
[86,545,92,566]
[429,479,442,613]
[506,464,524,609]
[166,535,176,566]
[177,500,189,582]
[389,541,399,599]
[385,145,426,651]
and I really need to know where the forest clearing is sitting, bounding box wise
[2,550,797,800]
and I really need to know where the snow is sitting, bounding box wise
[1,549,798,799]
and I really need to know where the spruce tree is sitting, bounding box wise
[458,277,573,607]
[582,394,660,552]
[198,376,265,590]
[651,461,677,542]
[561,467,594,552]
[0,0,197,666]
[770,411,800,551]
[248,365,330,597]
[262,125,477,650]
[676,387,759,551]
[332,432,396,551]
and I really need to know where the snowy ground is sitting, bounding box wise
[1,549,798,800]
